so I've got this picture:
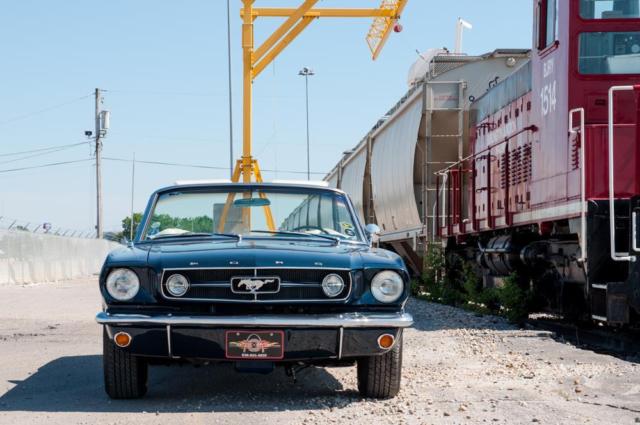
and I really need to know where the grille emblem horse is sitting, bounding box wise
[237,278,275,293]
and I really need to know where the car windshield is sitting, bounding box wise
[142,186,363,242]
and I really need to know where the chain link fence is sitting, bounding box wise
[0,216,97,239]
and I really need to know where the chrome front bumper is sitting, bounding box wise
[95,311,413,328]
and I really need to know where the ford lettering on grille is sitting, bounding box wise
[231,276,280,294]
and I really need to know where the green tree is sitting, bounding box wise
[122,213,143,240]
[133,213,215,238]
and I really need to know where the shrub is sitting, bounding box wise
[461,261,482,300]
[410,278,424,296]
[422,245,444,288]
[412,246,532,323]
[498,273,532,324]
[477,287,501,312]
[440,276,465,306]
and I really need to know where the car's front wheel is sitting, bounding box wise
[103,329,148,399]
[356,331,403,399]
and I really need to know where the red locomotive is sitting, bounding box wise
[438,0,640,325]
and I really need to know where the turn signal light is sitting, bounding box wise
[377,333,395,349]
[114,332,132,348]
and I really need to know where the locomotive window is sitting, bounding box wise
[580,0,640,19]
[537,0,558,50]
[579,31,640,74]
[546,0,558,47]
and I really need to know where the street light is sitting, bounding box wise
[299,67,315,180]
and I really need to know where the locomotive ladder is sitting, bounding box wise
[607,85,640,262]
[569,107,587,264]
[425,81,466,241]
[589,85,640,324]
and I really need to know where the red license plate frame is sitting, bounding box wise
[225,330,285,360]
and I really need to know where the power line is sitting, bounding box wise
[0,155,326,176]
[103,156,227,170]
[105,131,227,144]
[0,142,89,165]
[105,88,226,98]
[0,141,88,158]
[104,88,296,100]
[0,94,92,127]
[0,159,92,174]
[0,147,75,166]
[103,156,326,175]
[262,167,324,176]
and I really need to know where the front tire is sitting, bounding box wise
[103,329,148,399]
[357,332,403,399]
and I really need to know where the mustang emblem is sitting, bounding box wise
[237,278,275,293]
[230,276,280,295]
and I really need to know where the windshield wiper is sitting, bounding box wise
[150,232,240,241]
[250,229,341,245]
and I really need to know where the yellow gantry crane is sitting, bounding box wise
[219,0,408,232]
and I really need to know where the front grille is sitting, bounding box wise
[179,268,343,284]
[161,268,351,303]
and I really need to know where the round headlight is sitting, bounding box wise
[166,273,190,297]
[106,268,140,301]
[322,273,345,298]
[371,270,404,303]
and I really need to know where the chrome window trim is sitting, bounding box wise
[159,267,353,303]
[137,192,159,242]
[137,184,367,243]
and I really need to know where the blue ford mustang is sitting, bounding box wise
[96,181,413,399]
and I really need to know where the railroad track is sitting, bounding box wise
[527,317,640,360]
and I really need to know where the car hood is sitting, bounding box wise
[104,238,405,272]
[148,239,366,270]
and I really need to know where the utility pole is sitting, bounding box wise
[298,67,314,180]
[130,153,136,242]
[94,88,103,239]
[226,0,234,179]
[92,88,109,239]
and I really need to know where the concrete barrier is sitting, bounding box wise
[0,229,120,285]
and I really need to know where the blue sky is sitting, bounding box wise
[0,0,532,233]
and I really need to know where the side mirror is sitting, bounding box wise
[365,223,381,237]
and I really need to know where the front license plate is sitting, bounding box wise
[225,330,285,360]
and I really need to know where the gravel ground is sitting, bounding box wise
[0,279,639,424]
